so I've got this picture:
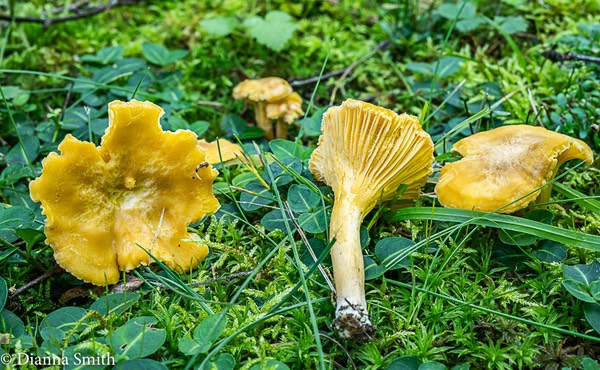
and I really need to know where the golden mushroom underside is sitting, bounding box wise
[309,99,434,212]
[29,100,220,285]
[435,125,594,213]
[232,77,293,102]
[197,139,244,164]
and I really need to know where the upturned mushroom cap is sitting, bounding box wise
[310,99,435,212]
[197,138,244,164]
[435,125,594,213]
[232,77,293,103]
[266,92,304,124]
[29,100,220,285]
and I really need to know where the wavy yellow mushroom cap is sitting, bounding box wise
[435,125,594,213]
[232,77,293,103]
[29,100,220,286]
[309,99,434,212]
[266,92,304,124]
[197,138,243,164]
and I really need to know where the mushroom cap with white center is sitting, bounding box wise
[435,124,594,213]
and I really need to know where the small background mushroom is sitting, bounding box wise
[29,100,220,285]
[435,125,594,213]
[233,77,302,140]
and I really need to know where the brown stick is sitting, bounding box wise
[9,267,64,298]
[0,0,140,28]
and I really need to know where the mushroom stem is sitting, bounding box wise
[254,101,274,140]
[275,119,288,139]
[329,195,376,342]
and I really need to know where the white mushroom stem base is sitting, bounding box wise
[329,197,376,342]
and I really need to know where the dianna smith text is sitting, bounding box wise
[8,352,115,366]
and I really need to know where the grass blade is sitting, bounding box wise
[385,207,600,250]
[553,182,600,214]
[388,279,600,343]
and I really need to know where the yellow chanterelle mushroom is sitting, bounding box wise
[309,99,434,342]
[266,92,304,139]
[233,77,294,140]
[435,125,594,213]
[197,138,244,165]
[29,100,220,285]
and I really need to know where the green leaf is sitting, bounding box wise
[244,11,298,52]
[200,16,239,37]
[15,228,44,250]
[5,135,39,165]
[436,2,476,20]
[451,365,471,370]
[419,362,447,370]
[81,46,124,64]
[40,307,88,342]
[592,280,600,302]
[112,359,168,370]
[142,42,188,66]
[406,57,463,78]
[110,316,166,359]
[213,182,232,195]
[492,242,526,268]
[582,356,600,370]
[232,172,258,189]
[193,313,227,347]
[205,353,236,370]
[300,106,327,137]
[564,261,600,284]
[563,261,600,303]
[494,15,528,34]
[532,240,567,263]
[1,86,22,99]
[0,277,6,311]
[584,303,600,336]
[456,16,486,32]
[364,256,385,280]
[190,121,210,136]
[298,208,327,234]
[239,181,275,211]
[375,237,413,270]
[563,280,596,303]
[498,229,537,247]
[524,209,554,224]
[287,184,320,213]
[89,292,140,316]
[180,314,227,355]
[387,356,423,370]
[63,342,111,370]
[264,158,302,186]
[249,360,290,370]
[0,309,25,338]
[436,56,464,78]
[300,238,330,266]
[385,207,600,251]
[179,336,206,356]
[269,139,305,160]
[261,210,293,233]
